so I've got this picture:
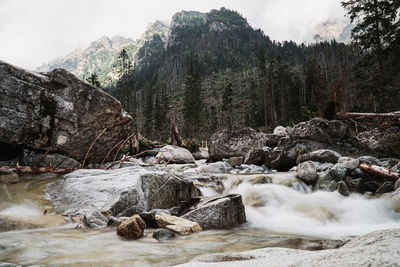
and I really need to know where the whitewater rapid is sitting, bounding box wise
[228,178,400,239]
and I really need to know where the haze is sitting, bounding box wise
[0,0,345,70]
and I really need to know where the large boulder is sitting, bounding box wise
[297,149,341,164]
[156,145,195,164]
[296,161,317,185]
[0,60,133,164]
[45,166,201,216]
[208,128,265,164]
[182,194,246,230]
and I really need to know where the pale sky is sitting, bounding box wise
[0,0,345,70]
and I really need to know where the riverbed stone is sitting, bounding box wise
[316,172,337,192]
[0,60,133,164]
[117,214,146,240]
[153,229,176,241]
[0,173,19,184]
[337,181,349,197]
[46,166,201,216]
[156,145,195,164]
[155,212,202,234]
[83,211,108,229]
[296,161,317,185]
[182,194,246,230]
[200,161,232,174]
[192,148,209,160]
[228,157,244,167]
[358,156,382,166]
[297,149,341,164]
[375,181,394,194]
[328,163,347,182]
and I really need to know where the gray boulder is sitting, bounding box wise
[338,157,360,171]
[208,128,265,164]
[83,211,109,229]
[328,163,347,181]
[153,229,176,241]
[192,148,209,160]
[263,134,283,147]
[156,145,195,164]
[316,172,338,192]
[228,156,244,167]
[200,161,232,174]
[297,149,341,164]
[182,194,246,230]
[337,181,350,197]
[296,161,317,184]
[46,166,201,216]
[0,60,133,164]
[358,156,382,166]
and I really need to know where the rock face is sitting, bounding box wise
[156,145,195,164]
[0,60,133,163]
[178,229,400,267]
[208,128,265,163]
[117,214,146,240]
[155,212,202,234]
[182,194,246,230]
[46,166,201,216]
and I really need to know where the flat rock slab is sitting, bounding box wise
[45,166,200,216]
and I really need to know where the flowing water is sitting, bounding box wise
[1,171,400,266]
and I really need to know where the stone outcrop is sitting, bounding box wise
[45,166,201,216]
[182,194,246,230]
[0,60,133,164]
[156,145,195,164]
[208,128,265,164]
[117,214,146,240]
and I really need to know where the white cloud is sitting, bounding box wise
[0,0,345,70]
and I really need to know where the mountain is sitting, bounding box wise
[36,21,169,87]
[310,20,352,43]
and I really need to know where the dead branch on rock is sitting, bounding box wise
[81,128,107,168]
[36,147,52,166]
[99,140,124,169]
[359,163,400,181]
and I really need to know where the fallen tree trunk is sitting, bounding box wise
[359,163,400,181]
[337,111,400,119]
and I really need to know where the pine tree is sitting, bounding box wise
[144,84,154,139]
[86,73,101,87]
[342,0,400,111]
[183,65,203,138]
[222,82,234,129]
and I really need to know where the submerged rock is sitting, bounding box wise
[0,60,133,164]
[83,211,108,229]
[0,173,19,184]
[208,128,265,164]
[182,194,246,230]
[155,212,202,234]
[117,214,146,240]
[337,181,350,197]
[156,145,195,164]
[46,166,200,216]
[153,229,176,241]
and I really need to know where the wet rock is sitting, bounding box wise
[156,145,195,164]
[380,158,399,169]
[273,126,288,136]
[208,127,265,164]
[107,216,122,227]
[228,157,244,167]
[182,194,246,230]
[350,168,365,178]
[316,172,337,192]
[153,229,176,241]
[238,164,266,174]
[375,181,394,194]
[358,156,382,166]
[337,181,350,196]
[155,212,202,234]
[313,162,334,172]
[296,161,317,185]
[338,157,359,171]
[117,214,146,240]
[328,163,347,182]
[363,181,380,193]
[395,178,400,191]
[0,173,19,184]
[0,263,20,267]
[200,161,232,174]
[140,209,171,228]
[297,149,341,164]
[0,60,133,164]
[192,148,209,160]
[246,147,269,165]
[348,178,361,192]
[248,176,272,184]
[46,166,201,216]
[392,163,400,173]
[19,149,80,168]
[83,211,108,229]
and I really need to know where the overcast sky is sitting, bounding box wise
[0,0,346,70]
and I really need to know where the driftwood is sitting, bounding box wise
[171,113,184,147]
[359,163,400,181]
[337,111,400,119]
